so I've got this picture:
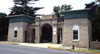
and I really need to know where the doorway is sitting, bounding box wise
[32,29,35,43]
[40,24,52,43]
[58,28,62,44]
[25,31,27,42]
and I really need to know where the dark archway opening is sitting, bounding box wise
[40,24,52,43]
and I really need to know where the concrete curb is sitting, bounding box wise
[48,46,60,49]
[68,49,100,54]
[48,44,62,49]
[0,42,18,45]
[48,46,100,54]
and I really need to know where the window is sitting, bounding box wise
[73,30,78,39]
[13,27,18,39]
[72,25,79,40]
[14,30,17,38]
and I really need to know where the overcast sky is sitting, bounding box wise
[0,0,96,15]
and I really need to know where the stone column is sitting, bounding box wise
[35,18,40,43]
[52,18,58,44]
[8,27,13,42]
[35,27,40,43]
[52,26,58,44]
[18,28,24,42]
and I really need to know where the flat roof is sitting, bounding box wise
[61,9,93,19]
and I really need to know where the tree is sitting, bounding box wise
[0,13,7,18]
[92,5,100,41]
[9,0,42,17]
[61,4,72,11]
[85,0,100,41]
[85,2,97,14]
[96,0,100,4]
[53,4,72,22]
[0,13,8,41]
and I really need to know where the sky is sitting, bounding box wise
[0,0,96,15]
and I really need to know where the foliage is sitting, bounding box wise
[10,6,24,14]
[53,4,72,22]
[97,0,100,2]
[10,5,36,17]
[9,0,40,17]
[92,6,100,41]
[0,13,7,18]
[86,0,100,41]
[85,2,98,14]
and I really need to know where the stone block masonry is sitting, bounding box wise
[63,18,91,48]
[90,41,100,50]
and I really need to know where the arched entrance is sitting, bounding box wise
[40,24,52,43]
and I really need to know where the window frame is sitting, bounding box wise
[72,25,79,41]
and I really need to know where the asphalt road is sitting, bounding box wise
[0,44,96,54]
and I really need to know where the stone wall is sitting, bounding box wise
[63,18,92,48]
[90,41,100,50]
[8,22,29,42]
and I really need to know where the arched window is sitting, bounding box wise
[72,25,79,40]
[13,27,18,39]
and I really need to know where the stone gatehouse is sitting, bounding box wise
[7,9,93,48]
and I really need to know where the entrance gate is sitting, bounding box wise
[40,24,52,43]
